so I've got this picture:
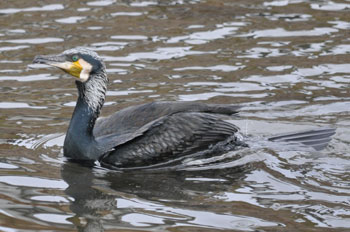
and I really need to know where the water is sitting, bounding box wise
[0,0,349,231]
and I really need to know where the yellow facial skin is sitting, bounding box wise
[66,60,83,78]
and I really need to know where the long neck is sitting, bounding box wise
[63,71,107,161]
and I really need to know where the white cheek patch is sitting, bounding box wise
[79,59,92,82]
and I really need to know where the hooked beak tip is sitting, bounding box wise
[32,55,47,64]
[32,54,66,65]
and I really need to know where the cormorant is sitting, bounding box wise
[33,47,335,169]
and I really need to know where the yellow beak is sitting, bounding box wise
[51,61,83,78]
[33,54,91,82]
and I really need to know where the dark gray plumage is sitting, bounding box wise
[99,111,241,167]
[33,47,335,170]
[33,48,244,168]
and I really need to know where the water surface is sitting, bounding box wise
[0,0,349,231]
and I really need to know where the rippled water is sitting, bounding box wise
[1,0,350,231]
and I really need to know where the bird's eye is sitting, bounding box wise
[72,55,79,62]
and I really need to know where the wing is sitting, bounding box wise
[93,101,240,138]
[99,112,239,168]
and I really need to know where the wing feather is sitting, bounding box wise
[93,101,240,137]
[100,112,239,168]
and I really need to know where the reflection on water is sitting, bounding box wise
[61,162,282,231]
[0,0,350,231]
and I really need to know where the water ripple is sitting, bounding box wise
[111,35,148,40]
[55,16,87,24]
[0,176,67,189]
[240,27,338,38]
[2,37,63,44]
[87,0,116,6]
[103,47,214,62]
[111,12,144,17]
[0,4,64,14]
[174,65,244,72]
[311,1,350,11]
[0,73,58,82]
[0,45,29,52]
[0,102,46,109]
[116,197,281,230]
[167,26,240,45]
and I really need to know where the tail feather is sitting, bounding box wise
[268,127,336,151]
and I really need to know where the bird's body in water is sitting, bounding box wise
[33,47,335,170]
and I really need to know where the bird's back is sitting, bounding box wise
[93,101,242,168]
[93,101,240,137]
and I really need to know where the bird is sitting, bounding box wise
[33,47,336,170]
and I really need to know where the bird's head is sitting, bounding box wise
[33,47,105,82]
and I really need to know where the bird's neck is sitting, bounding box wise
[64,72,107,161]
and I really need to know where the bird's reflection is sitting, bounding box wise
[61,162,248,231]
